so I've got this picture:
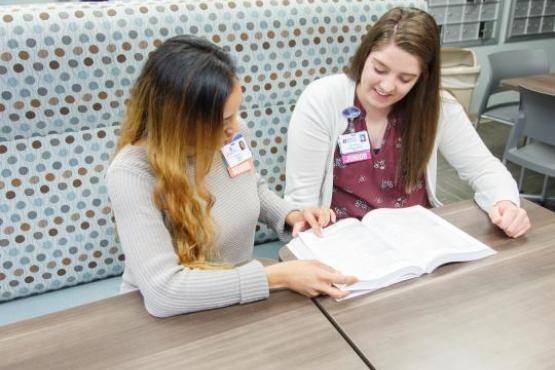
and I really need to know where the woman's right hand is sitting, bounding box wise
[265,260,358,299]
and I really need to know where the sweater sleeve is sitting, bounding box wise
[106,166,269,318]
[284,79,336,209]
[438,98,520,212]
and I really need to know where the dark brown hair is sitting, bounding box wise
[348,7,441,192]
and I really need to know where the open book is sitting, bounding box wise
[288,205,496,300]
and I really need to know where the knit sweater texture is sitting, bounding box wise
[106,124,294,317]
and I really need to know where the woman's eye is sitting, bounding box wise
[374,67,387,74]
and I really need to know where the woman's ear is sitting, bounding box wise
[223,126,236,143]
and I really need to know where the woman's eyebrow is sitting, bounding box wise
[373,56,418,77]
[372,57,388,69]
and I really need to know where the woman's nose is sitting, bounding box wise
[378,77,395,93]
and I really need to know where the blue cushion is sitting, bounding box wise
[253,240,285,260]
[0,275,122,326]
[0,241,282,326]
[0,127,124,302]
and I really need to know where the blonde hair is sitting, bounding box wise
[348,7,441,192]
[116,35,236,268]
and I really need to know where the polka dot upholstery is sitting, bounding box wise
[0,0,426,301]
[0,127,122,300]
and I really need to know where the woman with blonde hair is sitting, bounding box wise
[107,35,356,317]
[285,7,530,238]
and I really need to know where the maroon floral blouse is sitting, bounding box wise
[330,94,431,220]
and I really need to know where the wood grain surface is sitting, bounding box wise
[0,290,367,369]
[500,73,555,95]
[311,199,555,370]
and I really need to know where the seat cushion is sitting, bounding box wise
[481,103,519,126]
[0,275,122,327]
[253,240,285,260]
[505,141,555,178]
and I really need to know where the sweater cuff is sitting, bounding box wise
[475,187,521,213]
[262,195,297,241]
[237,260,269,304]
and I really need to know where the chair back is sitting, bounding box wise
[505,86,555,153]
[519,87,555,144]
[478,49,549,117]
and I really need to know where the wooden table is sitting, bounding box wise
[0,290,367,369]
[318,245,555,370]
[500,73,555,95]
[284,199,555,370]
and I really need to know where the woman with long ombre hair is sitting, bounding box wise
[107,35,356,317]
[285,7,531,238]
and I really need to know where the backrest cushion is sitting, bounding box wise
[0,0,426,301]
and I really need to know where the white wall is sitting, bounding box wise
[467,1,555,114]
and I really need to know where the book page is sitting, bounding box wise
[297,218,416,283]
[362,206,495,272]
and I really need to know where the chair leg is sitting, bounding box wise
[540,175,549,203]
[518,167,525,192]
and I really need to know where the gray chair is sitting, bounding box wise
[476,49,549,128]
[503,86,555,204]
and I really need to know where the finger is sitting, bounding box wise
[318,284,350,299]
[330,209,337,223]
[504,210,526,237]
[291,221,304,238]
[311,208,329,227]
[304,211,322,237]
[513,221,531,238]
[342,275,358,285]
[316,208,330,227]
[508,211,531,238]
[496,206,517,231]
[307,289,320,298]
[489,206,502,225]
[322,271,358,285]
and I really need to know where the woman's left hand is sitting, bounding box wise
[286,208,336,237]
[488,200,531,238]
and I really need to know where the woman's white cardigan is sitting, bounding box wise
[284,74,520,212]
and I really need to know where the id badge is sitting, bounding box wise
[220,134,254,177]
[337,131,371,164]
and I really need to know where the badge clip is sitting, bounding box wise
[341,106,361,133]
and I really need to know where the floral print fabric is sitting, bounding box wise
[330,93,431,220]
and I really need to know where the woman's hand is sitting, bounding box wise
[488,200,531,238]
[286,208,337,237]
[265,260,357,300]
